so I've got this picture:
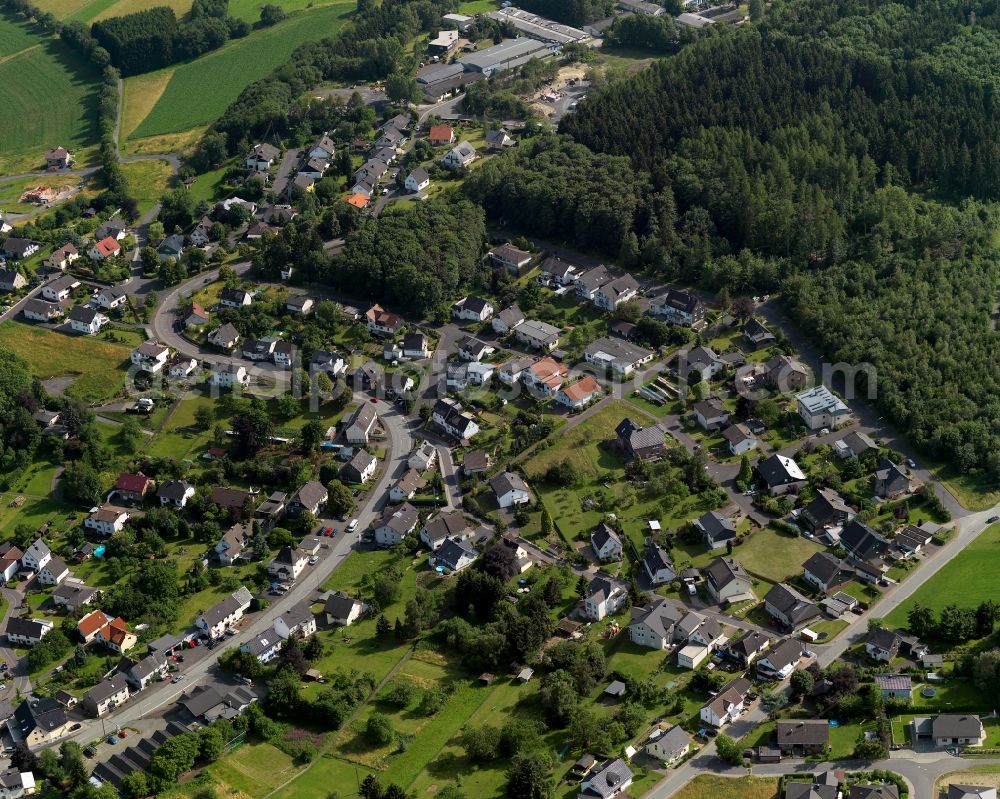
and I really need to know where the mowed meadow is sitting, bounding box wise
[0,16,100,172]
[123,1,355,141]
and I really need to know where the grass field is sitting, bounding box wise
[0,16,39,58]
[126,3,354,140]
[119,69,175,140]
[119,159,174,216]
[91,0,191,21]
[145,393,219,460]
[207,742,299,796]
[0,321,131,404]
[672,775,779,799]
[0,34,99,170]
[884,523,1000,627]
[458,0,499,11]
[0,175,83,212]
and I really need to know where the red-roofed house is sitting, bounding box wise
[365,304,404,336]
[77,609,112,643]
[344,194,369,209]
[556,375,602,409]
[96,617,137,653]
[428,125,455,145]
[89,236,122,261]
[114,473,154,503]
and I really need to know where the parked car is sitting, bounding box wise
[347,518,359,533]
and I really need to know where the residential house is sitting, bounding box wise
[684,345,724,382]
[408,440,437,471]
[456,335,494,361]
[84,505,130,537]
[67,306,108,335]
[402,331,431,358]
[616,418,667,461]
[41,275,77,302]
[288,481,327,516]
[0,269,26,292]
[722,423,757,456]
[725,630,772,667]
[894,525,934,557]
[704,557,753,604]
[498,356,533,386]
[77,609,112,643]
[756,637,803,679]
[243,338,276,363]
[89,237,121,261]
[52,582,99,612]
[210,362,247,388]
[490,471,531,508]
[431,537,478,573]
[432,398,480,439]
[489,243,532,273]
[775,720,829,755]
[37,557,69,586]
[841,520,890,562]
[157,480,195,508]
[307,134,336,161]
[693,511,737,549]
[514,319,560,351]
[786,778,838,799]
[157,234,184,261]
[404,168,429,193]
[95,617,137,653]
[419,512,475,551]
[374,503,419,547]
[700,677,752,728]
[692,399,730,431]
[578,758,632,799]
[646,725,690,765]
[267,547,309,582]
[557,376,602,409]
[286,295,313,315]
[802,552,855,593]
[220,287,252,308]
[764,583,820,629]
[345,404,378,445]
[215,523,251,566]
[927,715,986,748]
[246,143,280,171]
[324,592,366,626]
[189,217,213,246]
[757,454,807,495]
[5,618,53,647]
[573,264,615,300]
[801,488,853,533]
[299,158,328,180]
[442,141,477,169]
[254,491,287,532]
[208,323,240,349]
[583,337,654,375]
[10,697,69,746]
[583,575,629,620]
[22,299,62,323]
[0,544,22,583]
[20,539,51,571]
[796,386,852,430]
[523,356,569,396]
[0,770,36,799]
[462,449,491,476]
[365,304,404,336]
[649,288,705,327]
[390,469,426,503]
[114,472,154,504]
[241,631,282,664]
[210,486,251,519]
[743,318,777,349]
[45,146,72,168]
[591,523,623,561]
[1,238,39,261]
[273,603,316,640]
[834,430,879,460]
[485,127,513,151]
[540,256,578,285]
[628,597,687,650]
[874,674,913,701]
[195,587,253,639]
[310,350,345,376]
[875,459,911,499]
[764,355,809,392]
[428,125,455,145]
[593,274,639,311]
[272,340,295,370]
[184,303,210,328]
[44,243,79,271]
[130,341,169,373]
[82,674,129,717]
[866,628,901,662]
[341,450,377,484]
[493,304,525,335]
[95,219,126,241]
[945,788,995,799]
[641,543,676,586]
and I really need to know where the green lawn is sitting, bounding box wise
[0,35,99,172]
[145,393,221,460]
[119,159,174,217]
[207,742,299,796]
[0,16,39,57]
[458,0,499,12]
[717,526,823,583]
[885,523,1000,627]
[127,3,355,139]
[671,775,780,799]
[0,321,132,404]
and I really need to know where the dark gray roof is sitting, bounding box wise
[85,674,129,705]
[157,480,193,501]
[764,583,820,625]
[850,785,899,799]
[757,454,806,487]
[803,551,852,586]
[695,511,737,545]
[933,714,983,739]
[704,557,748,591]
[841,520,889,561]
[591,522,621,553]
[324,591,363,621]
[5,617,48,640]
[435,537,477,570]
[379,502,419,534]
[776,719,829,746]
[759,637,802,673]
[581,758,634,799]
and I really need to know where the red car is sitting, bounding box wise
[324,527,334,536]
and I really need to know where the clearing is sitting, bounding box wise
[119,69,175,140]
[672,775,779,799]
[125,2,354,140]
[0,321,132,404]
[884,522,1000,627]
[119,159,174,216]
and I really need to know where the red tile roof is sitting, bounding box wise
[115,473,152,494]
[94,237,120,257]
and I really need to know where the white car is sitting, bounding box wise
[308,556,319,565]
[346,518,359,533]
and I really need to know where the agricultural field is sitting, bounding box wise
[125,2,355,141]
[0,28,100,173]
[0,321,133,404]
[672,775,780,799]
[884,522,1000,627]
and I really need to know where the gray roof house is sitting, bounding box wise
[693,511,737,549]
[764,583,820,629]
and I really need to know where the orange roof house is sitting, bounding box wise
[428,125,455,145]
[345,193,369,209]
[528,356,569,393]
[558,375,601,407]
[93,237,121,258]
[96,617,137,653]
[77,609,112,643]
